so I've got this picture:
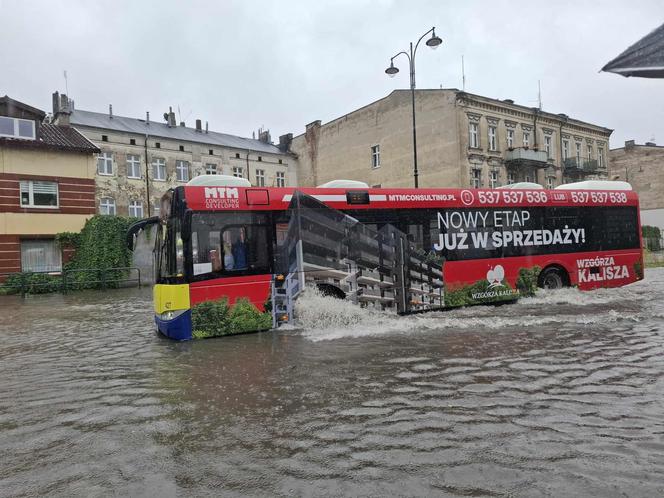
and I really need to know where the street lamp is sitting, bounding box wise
[385,27,442,188]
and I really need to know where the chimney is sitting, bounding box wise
[205,121,208,134]
[146,111,150,125]
[645,141,656,146]
[195,119,202,132]
[258,128,271,144]
[180,121,185,127]
[306,120,322,131]
[165,106,176,127]
[52,91,72,126]
[278,133,293,152]
[625,140,635,151]
[109,104,113,119]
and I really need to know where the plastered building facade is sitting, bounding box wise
[291,89,612,189]
[610,140,664,229]
[52,93,297,218]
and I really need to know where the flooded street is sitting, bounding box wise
[2,271,664,497]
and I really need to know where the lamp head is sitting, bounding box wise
[426,29,443,49]
[385,61,399,77]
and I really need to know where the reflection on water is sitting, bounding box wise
[1,271,664,496]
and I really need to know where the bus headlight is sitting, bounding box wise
[160,309,187,321]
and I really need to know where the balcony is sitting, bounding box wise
[504,147,550,169]
[563,157,599,174]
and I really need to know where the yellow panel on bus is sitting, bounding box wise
[153,284,190,315]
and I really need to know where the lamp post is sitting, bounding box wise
[385,27,442,188]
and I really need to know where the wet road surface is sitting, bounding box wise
[1,270,664,497]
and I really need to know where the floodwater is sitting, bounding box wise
[1,271,664,497]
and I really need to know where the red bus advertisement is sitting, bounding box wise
[128,177,643,341]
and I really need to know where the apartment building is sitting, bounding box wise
[52,92,296,217]
[0,96,98,275]
[290,89,611,189]
[610,140,664,229]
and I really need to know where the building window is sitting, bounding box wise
[21,239,61,272]
[279,159,283,164]
[587,144,593,160]
[153,204,160,217]
[488,126,497,151]
[255,169,265,186]
[547,176,554,189]
[20,180,58,208]
[179,145,184,152]
[544,136,552,158]
[258,156,262,162]
[155,142,161,149]
[371,145,381,168]
[99,197,116,215]
[101,135,108,142]
[205,163,217,175]
[130,138,136,146]
[97,152,113,175]
[469,123,479,148]
[127,154,141,178]
[235,153,240,159]
[575,142,581,161]
[523,132,530,147]
[276,171,286,187]
[176,160,189,182]
[507,171,515,185]
[525,173,532,183]
[598,147,604,168]
[128,200,143,218]
[0,116,36,140]
[489,170,498,188]
[209,149,213,155]
[153,158,166,181]
[563,139,569,159]
[232,166,244,178]
[471,169,481,188]
[507,129,514,148]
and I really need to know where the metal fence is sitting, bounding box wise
[0,267,142,297]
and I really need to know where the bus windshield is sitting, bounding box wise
[189,211,272,280]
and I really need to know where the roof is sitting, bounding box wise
[0,95,46,121]
[70,109,286,155]
[602,22,664,78]
[0,123,100,153]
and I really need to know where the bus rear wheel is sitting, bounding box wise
[538,267,568,290]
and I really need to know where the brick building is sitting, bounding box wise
[0,96,98,275]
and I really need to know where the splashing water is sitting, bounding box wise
[294,269,661,341]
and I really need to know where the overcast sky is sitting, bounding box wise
[2,0,663,148]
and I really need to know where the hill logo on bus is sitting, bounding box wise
[577,257,630,282]
[470,265,518,300]
[204,187,240,209]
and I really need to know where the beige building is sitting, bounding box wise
[0,95,98,276]
[610,140,664,229]
[52,92,297,218]
[291,89,611,189]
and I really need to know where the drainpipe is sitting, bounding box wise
[144,134,151,217]
[246,151,251,184]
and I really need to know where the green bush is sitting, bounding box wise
[64,215,134,290]
[516,266,541,297]
[1,272,62,295]
[191,298,272,339]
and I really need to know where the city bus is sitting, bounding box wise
[128,176,643,340]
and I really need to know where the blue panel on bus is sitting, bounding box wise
[155,310,192,341]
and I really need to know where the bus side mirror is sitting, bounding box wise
[126,216,159,251]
